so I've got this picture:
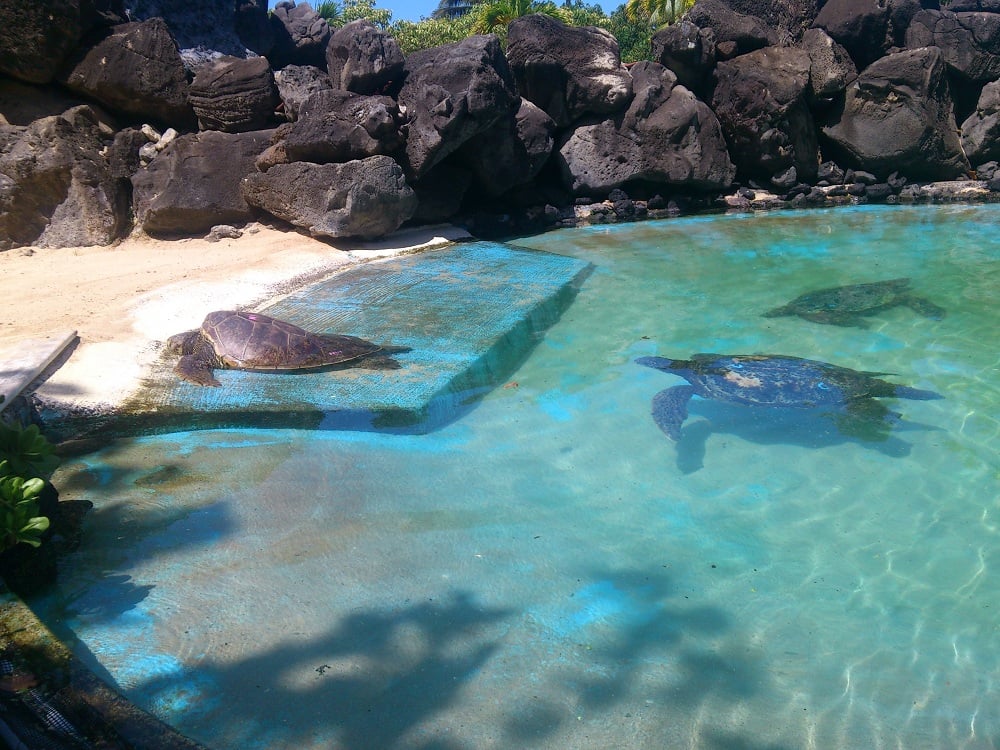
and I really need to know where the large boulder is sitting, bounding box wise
[685,0,778,58]
[710,45,818,182]
[0,0,124,84]
[58,18,195,129]
[258,89,404,167]
[188,56,279,132]
[506,14,632,128]
[812,0,920,70]
[801,27,857,99]
[961,80,1000,164]
[397,34,518,179]
[722,0,821,43]
[460,98,556,197]
[326,20,405,95]
[125,0,255,70]
[0,105,127,250]
[905,10,1000,82]
[132,129,274,236]
[241,156,417,240]
[235,0,274,57]
[651,21,717,98]
[821,47,970,181]
[274,65,334,120]
[269,0,332,69]
[557,62,735,196]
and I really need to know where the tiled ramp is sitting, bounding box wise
[114,241,592,435]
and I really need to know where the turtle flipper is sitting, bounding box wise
[175,354,221,387]
[902,295,946,320]
[651,385,696,441]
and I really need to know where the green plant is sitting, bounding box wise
[0,466,50,550]
[624,0,693,27]
[0,421,60,480]
[316,1,343,23]
[471,0,572,35]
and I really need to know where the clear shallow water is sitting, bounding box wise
[30,205,1000,749]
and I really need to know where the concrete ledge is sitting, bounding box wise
[38,241,592,440]
[0,332,78,413]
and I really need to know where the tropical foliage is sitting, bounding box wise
[0,403,57,552]
[624,0,694,26]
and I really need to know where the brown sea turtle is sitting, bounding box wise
[636,353,942,441]
[167,310,409,387]
[763,278,945,326]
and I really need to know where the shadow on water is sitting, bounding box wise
[665,399,943,474]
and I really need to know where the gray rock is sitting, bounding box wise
[241,156,417,240]
[801,27,857,98]
[506,15,632,128]
[961,80,1000,164]
[812,0,916,69]
[206,224,243,241]
[460,98,556,197]
[58,18,195,128]
[711,45,818,182]
[125,0,254,70]
[235,0,274,56]
[0,105,127,250]
[326,20,405,95]
[274,65,334,121]
[557,62,735,196]
[259,89,403,167]
[132,129,274,236]
[685,0,778,58]
[411,162,473,222]
[822,47,970,181]
[0,0,124,85]
[905,10,1000,82]
[722,0,821,44]
[397,34,518,179]
[269,0,331,69]
[188,56,279,132]
[651,21,716,98]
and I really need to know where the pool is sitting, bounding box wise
[29,204,1000,749]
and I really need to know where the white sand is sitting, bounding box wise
[0,223,470,410]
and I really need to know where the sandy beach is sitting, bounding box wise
[0,223,469,410]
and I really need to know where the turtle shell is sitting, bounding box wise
[201,311,380,370]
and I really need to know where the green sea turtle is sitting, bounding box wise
[763,278,945,326]
[167,310,409,387]
[635,353,941,441]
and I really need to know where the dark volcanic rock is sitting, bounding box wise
[0,0,86,84]
[125,0,255,70]
[188,56,279,133]
[269,0,332,69]
[241,156,417,239]
[460,98,556,196]
[812,0,917,69]
[0,105,127,250]
[326,20,405,95]
[558,62,735,196]
[58,18,195,128]
[961,80,1000,164]
[801,27,857,99]
[905,10,1000,82]
[822,47,970,181]
[235,0,274,56]
[506,15,632,128]
[411,161,473,222]
[685,0,778,58]
[722,0,821,43]
[397,34,518,179]
[132,129,274,236]
[651,20,717,98]
[711,45,818,183]
[274,65,334,120]
[259,89,403,167]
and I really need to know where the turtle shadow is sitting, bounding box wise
[668,399,942,474]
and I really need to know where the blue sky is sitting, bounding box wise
[269,0,618,25]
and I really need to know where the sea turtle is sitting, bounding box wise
[167,310,409,387]
[635,353,942,441]
[763,278,945,326]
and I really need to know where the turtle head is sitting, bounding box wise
[166,330,203,355]
[635,356,678,372]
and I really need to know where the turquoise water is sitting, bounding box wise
[31,205,1000,749]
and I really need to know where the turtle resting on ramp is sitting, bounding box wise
[167,310,409,387]
[635,353,941,441]
[763,278,945,326]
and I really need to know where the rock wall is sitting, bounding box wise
[1,0,999,248]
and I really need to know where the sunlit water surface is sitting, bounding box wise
[30,205,1000,749]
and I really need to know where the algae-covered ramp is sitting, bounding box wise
[118,241,592,435]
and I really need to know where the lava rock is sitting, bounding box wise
[326,20,405,95]
[188,56,279,133]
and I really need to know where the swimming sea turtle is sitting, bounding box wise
[763,278,945,326]
[635,353,941,441]
[167,310,409,387]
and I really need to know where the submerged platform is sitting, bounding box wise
[45,241,591,437]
